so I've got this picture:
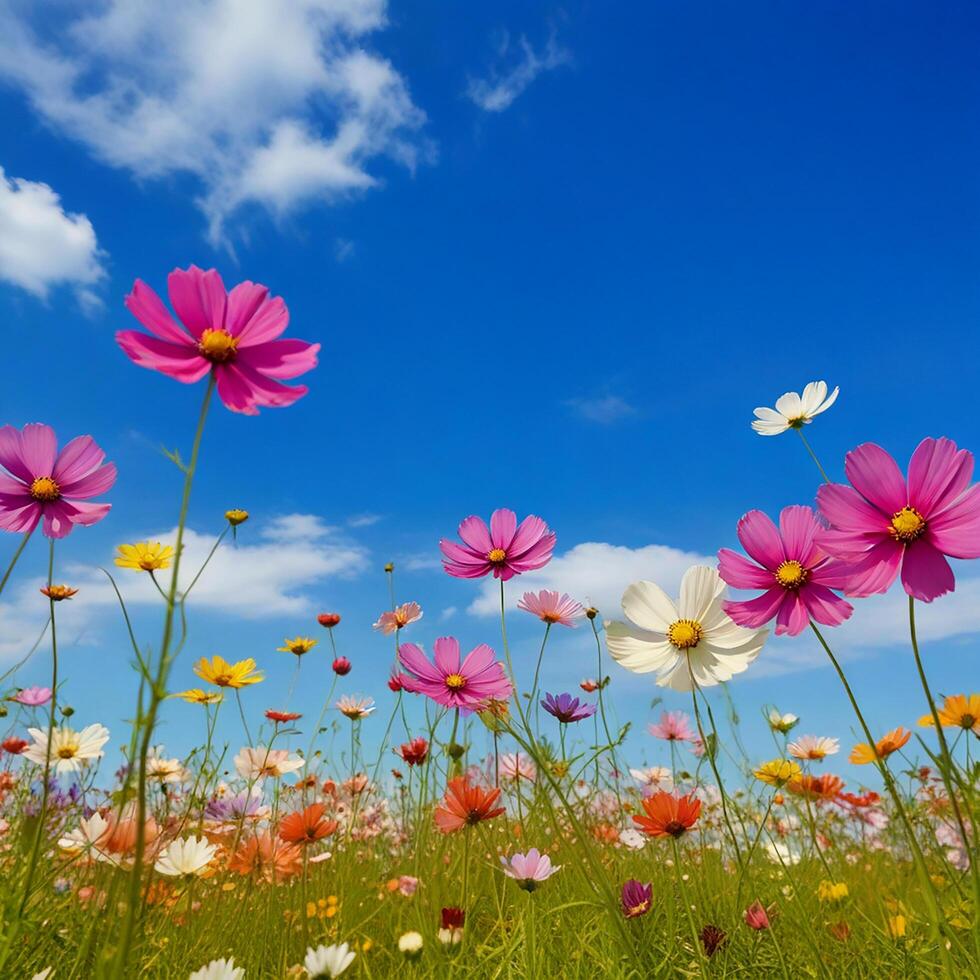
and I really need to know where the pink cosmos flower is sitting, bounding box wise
[816,438,980,602]
[517,590,584,627]
[9,686,53,707]
[439,508,555,580]
[0,424,115,538]
[499,848,561,891]
[718,506,853,636]
[398,637,512,712]
[498,753,536,783]
[116,265,319,416]
[647,711,695,742]
[373,601,423,635]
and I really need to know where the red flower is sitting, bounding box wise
[2,737,28,755]
[434,777,505,833]
[441,907,465,929]
[332,657,351,676]
[700,925,728,956]
[632,791,701,838]
[278,803,339,845]
[318,613,341,628]
[388,670,406,692]
[265,709,302,724]
[789,773,844,802]
[395,737,429,767]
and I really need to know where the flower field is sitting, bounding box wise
[0,267,977,979]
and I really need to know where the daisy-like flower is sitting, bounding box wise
[373,601,423,634]
[754,759,802,787]
[0,423,115,538]
[500,848,561,891]
[194,655,264,689]
[171,688,223,705]
[146,750,186,784]
[517,590,584,627]
[9,686,52,707]
[499,753,536,783]
[114,541,175,572]
[751,381,839,436]
[630,766,674,792]
[434,776,505,833]
[439,508,556,580]
[40,585,77,601]
[817,437,980,602]
[154,835,217,877]
[58,812,112,860]
[278,636,317,656]
[234,747,305,780]
[605,566,767,691]
[540,692,597,724]
[632,791,701,838]
[228,831,301,882]
[335,696,375,720]
[767,710,799,734]
[265,709,302,724]
[647,710,695,742]
[225,509,249,526]
[395,737,429,767]
[117,265,319,415]
[718,506,853,636]
[849,727,911,765]
[918,693,979,735]
[788,735,840,761]
[621,879,653,919]
[23,723,110,775]
[788,773,845,802]
[189,958,245,980]
[304,942,356,978]
[398,637,512,712]
[279,803,339,846]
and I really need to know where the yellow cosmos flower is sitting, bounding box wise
[918,693,980,735]
[817,880,849,903]
[753,759,802,787]
[278,636,318,656]
[225,509,249,526]
[194,655,264,689]
[171,688,224,705]
[115,542,175,572]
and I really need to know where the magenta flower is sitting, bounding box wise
[718,506,853,636]
[540,692,597,724]
[116,265,319,416]
[9,686,52,707]
[816,438,980,602]
[647,711,695,742]
[398,637,512,712]
[439,508,555,581]
[517,590,584,627]
[621,879,653,919]
[0,424,115,538]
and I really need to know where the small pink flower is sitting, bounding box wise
[397,875,419,896]
[718,505,853,636]
[398,637,512,712]
[816,438,980,602]
[517,590,584,627]
[440,508,555,581]
[0,424,115,538]
[744,900,772,930]
[499,753,536,783]
[117,265,319,416]
[500,848,561,891]
[647,711,695,742]
[373,601,423,635]
[9,686,52,707]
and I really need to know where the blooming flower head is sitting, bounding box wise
[317,612,341,628]
[117,265,319,415]
[788,773,845,802]
[278,636,317,656]
[434,776,505,833]
[438,907,465,945]
[228,831,301,882]
[225,509,249,526]
[632,791,701,838]
[744,900,773,931]
[751,381,839,436]
[332,657,351,676]
[398,637,512,713]
[154,835,216,877]
[40,585,77,601]
[699,925,728,956]
[398,932,423,958]
[918,693,979,735]
[647,710,695,742]
[788,735,840,761]
[373,601,423,634]
[540,692,597,724]
[605,566,767,691]
[23,723,110,775]
[194,655,263,689]
[234,746,304,780]
[439,508,556,580]
[630,767,674,793]
[580,678,600,693]
[279,803,339,846]
[621,879,653,919]
[205,786,267,822]
[395,737,429,767]
[336,696,374,720]
[817,880,849,903]
[719,506,853,636]
[10,686,52,707]
[114,541,174,572]
[848,727,911,765]
[171,688,223,705]
[304,942,356,978]
[817,437,980,602]
[265,709,302,724]
[767,710,799,734]
[2,737,27,755]
[499,753,536,783]
[189,958,244,980]
[517,590,584,627]
[0,423,115,538]
[754,759,803,787]
[146,750,185,784]
[500,848,561,891]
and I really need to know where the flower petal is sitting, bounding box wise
[621,580,675,633]
[167,266,227,338]
[844,443,907,514]
[907,437,974,516]
[736,510,785,569]
[900,541,955,602]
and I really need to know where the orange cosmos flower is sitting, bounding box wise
[229,832,302,882]
[789,773,845,801]
[918,693,980,735]
[265,709,302,724]
[849,727,911,765]
[434,777,505,833]
[279,804,339,846]
[632,791,701,838]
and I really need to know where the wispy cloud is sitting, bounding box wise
[466,31,570,113]
[565,394,637,424]
[335,238,356,262]
[347,513,382,528]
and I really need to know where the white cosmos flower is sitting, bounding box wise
[147,748,186,783]
[233,747,305,780]
[751,380,839,435]
[189,958,244,980]
[605,566,767,692]
[629,766,674,792]
[154,835,217,877]
[22,723,110,775]
[304,942,356,978]
[767,710,799,733]
[57,811,115,863]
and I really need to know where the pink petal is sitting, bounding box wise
[778,505,819,565]
[841,538,903,597]
[844,443,907,514]
[507,533,555,571]
[717,548,775,589]
[433,636,461,676]
[237,339,319,380]
[799,583,853,628]
[18,423,57,478]
[225,281,270,337]
[901,541,955,602]
[723,588,784,629]
[116,331,212,384]
[53,436,105,485]
[234,293,290,346]
[907,437,974,516]
[214,362,259,415]
[124,279,194,344]
[456,517,493,554]
[167,266,227,338]
[224,361,308,411]
[42,499,110,538]
[397,643,443,684]
[508,515,550,557]
[61,462,117,500]
[775,591,809,636]
[736,510,785,569]
[928,484,980,559]
[0,425,33,483]
[459,643,495,677]
[490,509,518,550]
[817,483,887,533]
[0,496,41,534]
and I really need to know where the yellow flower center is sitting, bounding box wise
[890,506,926,542]
[775,559,808,589]
[198,328,239,362]
[30,476,60,502]
[444,673,466,690]
[57,746,77,759]
[487,548,507,564]
[667,619,703,650]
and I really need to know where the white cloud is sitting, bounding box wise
[440,606,457,622]
[565,394,637,424]
[467,32,570,112]
[0,166,105,304]
[335,238,356,262]
[0,1,428,243]
[347,513,381,528]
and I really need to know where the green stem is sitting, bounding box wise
[796,428,831,484]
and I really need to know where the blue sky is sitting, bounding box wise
[1,1,978,786]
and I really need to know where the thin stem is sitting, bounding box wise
[795,428,831,484]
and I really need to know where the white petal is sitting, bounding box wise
[774,391,802,418]
[621,580,676,633]
[605,620,677,673]
[678,565,724,621]
[809,384,839,417]
[799,380,827,415]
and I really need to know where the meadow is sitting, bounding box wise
[0,265,977,979]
